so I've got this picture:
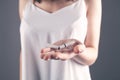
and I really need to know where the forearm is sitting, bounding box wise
[72,47,98,66]
[47,39,99,66]
[74,0,102,66]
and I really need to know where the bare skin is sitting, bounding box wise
[19,0,102,80]
[33,0,79,13]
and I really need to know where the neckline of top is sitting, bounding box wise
[31,0,80,15]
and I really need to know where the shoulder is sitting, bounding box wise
[84,0,102,12]
[19,0,34,20]
[84,0,102,6]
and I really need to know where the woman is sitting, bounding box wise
[19,0,102,80]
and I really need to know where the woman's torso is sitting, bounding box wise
[20,0,91,80]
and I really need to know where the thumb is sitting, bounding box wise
[73,44,85,54]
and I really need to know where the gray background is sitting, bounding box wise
[0,0,120,80]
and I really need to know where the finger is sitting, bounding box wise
[57,51,77,61]
[41,52,49,59]
[41,48,51,53]
[50,51,60,60]
[43,54,51,60]
[42,54,48,60]
[41,52,45,59]
[73,45,80,54]
[46,51,55,60]
[73,45,84,54]
[54,51,69,60]
[41,51,55,60]
[51,56,60,60]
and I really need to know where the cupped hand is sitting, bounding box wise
[40,44,86,61]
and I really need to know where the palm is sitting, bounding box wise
[40,39,84,60]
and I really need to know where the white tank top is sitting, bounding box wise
[20,0,91,80]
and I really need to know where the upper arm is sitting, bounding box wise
[84,0,102,49]
[19,0,28,20]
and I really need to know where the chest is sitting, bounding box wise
[22,0,87,33]
[33,0,79,13]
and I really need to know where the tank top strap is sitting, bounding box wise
[22,0,86,17]
[22,0,33,16]
[77,0,87,14]
[73,0,84,9]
